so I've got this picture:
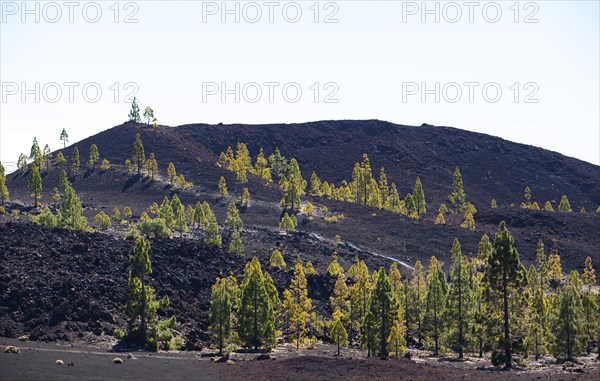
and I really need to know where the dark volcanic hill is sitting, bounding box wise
[5,120,600,274]
[2,119,599,346]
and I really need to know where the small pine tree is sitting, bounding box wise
[438,203,449,214]
[143,106,154,125]
[582,256,596,290]
[144,153,158,180]
[28,164,42,207]
[460,211,476,230]
[435,212,445,224]
[241,188,251,207]
[327,254,344,277]
[55,151,66,165]
[448,166,467,212]
[100,159,111,170]
[330,318,348,356]
[94,211,111,230]
[412,176,426,217]
[238,258,276,349]
[270,248,286,270]
[279,212,297,232]
[388,322,407,357]
[218,176,228,196]
[282,262,315,350]
[309,171,322,196]
[60,128,69,148]
[71,147,80,175]
[304,202,315,217]
[228,230,245,256]
[558,195,572,213]
[128,97,141,122]
[209,277,232,355]
[544,201,554,212]
[491,199,498,208]
[167,163,177,185]
[548,252,563,287]
[205,210,222,247]
[123,206,133,220]
[88,144,100,168]
[132,133,145,176]
[225,200,243,230]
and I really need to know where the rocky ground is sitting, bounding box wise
[1,338,598,381]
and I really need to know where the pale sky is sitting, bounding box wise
[1,0,599,173]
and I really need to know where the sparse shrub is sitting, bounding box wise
[34,207,58,228]
[123,206,133,220]
[327,254,344,277]
[490,199,497,209]
[304,202,315,217]
[580,207,586,213]
[558,195,572,213]
[137,217,172,238]
[100,159,111,170]
[305,261,317,276]
[0,205,5,215]
[544,201,554,212]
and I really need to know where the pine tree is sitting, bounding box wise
[0,162,10,205]
[218,176,228,196]
[378,167,390,208]
[388,322,407,357]
[225,200,243,231]
[406,260,426,346]
[448,166,467,212]
[100,159,110,170]
[548,252,563,288]
[348,257,371,344]
[330,318,348,356]
[327,254,344,277]
[55,151,66,165]
[282,262,315,349]
[582,256,596,290]
[28,164,42,207]
[94,211,111,230]
[192,202,204,229]
[330,273,350,323]
[253,148,271,181]
[529,286,549,359]
[558,195,572,213]
[209,277,231,355]
[159,197,174,226]
[477,233,493,264]
[167,163,177,185]
[241,188,251,207]
[535,240,550,292]
[123,206,133,220]
[404,193,417,219]
[42,144,52,170]
[144,153,158,180]
[228,230,245,256]
[71,147,80,175]
[280,158,306,210]
[423,256,448,355]
[205,210,222,247]
[367,268,398,357]
[132,133,145,176]
[29,137,42,168]
[128,97,141,122]
[303,202,315,218]
[88,144,99,168]
[270,248,286,270]
[412,176,426,217]
[60,180,88,230]
[263,272,281,320]
[483,221,527,368]
[491,199,498,208]
[582,287,598,354]
[238,258,276,349]
[445,239,474,358]
[143,106,154,125]
[544,201,555,212]
[435,212,445,224]
[309,171,322,196]
[552,271,585,360]
[60,128,69,148]
[279,212,297,232]
[171,195,189,234]
[460,211,476,230]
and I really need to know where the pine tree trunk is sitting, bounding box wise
[502,268,511,368]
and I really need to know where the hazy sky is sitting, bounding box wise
[1,0,599,172]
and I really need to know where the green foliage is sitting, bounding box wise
[143,106,154,125]
[448,166,467,212]
[170,195,189,234]
[34,207,59,228]
[483,221,527,368]
[228,230,245,256]
[29,137,43,168]
[94,211,111,230]
[124,238,178,349]
[365,268,398,357]
[55,151,66,165]
[282,262,315,349]
[218,176,228,196]
[71,147,80,175]
[225,200,243,230]
[59,178,88,230]
[551,271,585,359]
[88,144,100,168]
[209,277,232,355]
[112,206,121,221]
[205,205,222,247]
[279,212,297,232]
[280,158,306,210]
[412,176,426,217]
[558,195,572,213]
[327,254,344,277]
[132,133,145,176]
[269,248,286,270]
[330,318,348,356]
[100,159,110,171]
[405,260,426,347]
[137,217,172,238]
[445,239,475,358]
[144,153,158,179]
[309,171,322,196]
[423,256,448,355]
[238,257,276,349]
[491,199,497,208]
[123,206,133,220]
[388,322,407,357]
[28,164,42,207]
[128,97,141,122]
[1,163,11,203]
